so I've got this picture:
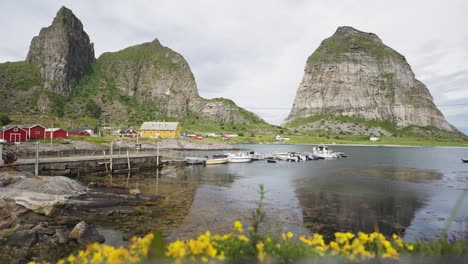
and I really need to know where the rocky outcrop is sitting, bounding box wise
[285,26,458,133]
[96,39,264,124]
[26,6,95,96]
[0,171,86,215]
[69,221,105,244]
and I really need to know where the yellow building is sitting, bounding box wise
[140,122,181,138]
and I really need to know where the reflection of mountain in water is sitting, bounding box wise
[295,168,439,240]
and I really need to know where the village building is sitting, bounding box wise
[19,124,46,140]
[0,125,28,143]
[68,127,93,137]
[45,128,68,139]
[120,127,139,138]
[140,122,181,138]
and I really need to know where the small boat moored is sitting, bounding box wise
[205,155,229,165]
[312,144,344,159]
[462,158,468,163]
[227,152,252,163]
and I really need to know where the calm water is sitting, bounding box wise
[123,145,468,242]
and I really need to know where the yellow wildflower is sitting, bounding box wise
[218,251,226,261]
[406,244,414,251]
[335,232,351,244]
[238,235,249,242]
[330,241,340,251]
[257,242,265,262]
[282,231,293,241]
[358,232,369,244]
[67,254,76,263]
[234,220,243,233]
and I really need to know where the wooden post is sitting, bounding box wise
[127,150,131,170]
[35,142,39,176]
[156,141,159,168]
[103,150,108,172]
[110,142,113,172]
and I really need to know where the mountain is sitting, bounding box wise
[26,6,95,96]
[284,26,459,136]
[0,6,265,127]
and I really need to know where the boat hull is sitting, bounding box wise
[205,158,228,165]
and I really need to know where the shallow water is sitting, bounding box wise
[93,145,468,242]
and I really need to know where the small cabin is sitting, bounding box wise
[68,127,93,137]
[120,127,139,138]
[19,124,46,140]
[0,125,28,143]
[45,128,68,139]
[140,122,181,138]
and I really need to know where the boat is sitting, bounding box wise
[184,156,207,165]
[205,155,229,165]
[227,152,252,163]
[312,144,342,159]
[462,158,468,163]
[249,151,266,161]
[267,159,277,163]
[272,152,299,162]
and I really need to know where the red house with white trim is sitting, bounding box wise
[19,124,46,140]
[0,125,28,143]
[45,128,68,139]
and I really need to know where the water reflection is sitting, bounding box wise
[75,145,467,243]
[294,170,430,240]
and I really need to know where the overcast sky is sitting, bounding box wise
[1,0,467,133]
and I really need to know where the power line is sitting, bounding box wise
[240,103,468,111]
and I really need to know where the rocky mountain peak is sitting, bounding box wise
[334,26,382,43]
[26,6,95,96]
[285,26,459,134]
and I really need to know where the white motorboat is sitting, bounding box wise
[227,152,252,163]
[312,144,342,159]
[205,155,229,165]
[272,152,299,162]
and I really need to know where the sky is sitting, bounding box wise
[1,0,467,133]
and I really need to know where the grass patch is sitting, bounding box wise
[0,61,43,91]
[307,31,399,65]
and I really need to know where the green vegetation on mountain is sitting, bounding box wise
[0,61,42,91]
[307,29,398,65]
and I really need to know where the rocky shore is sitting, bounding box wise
[0,170,170,263]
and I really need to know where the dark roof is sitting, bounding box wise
[68,127,92,134]
[120,127,136,133]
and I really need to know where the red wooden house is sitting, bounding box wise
[45,128,68,139]
[0,125,28,143]
[68,127,92,137]
[19,124,46,140]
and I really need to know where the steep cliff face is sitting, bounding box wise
[26,6,95,96]
[96,40,264,124]
[285,26,458,133]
